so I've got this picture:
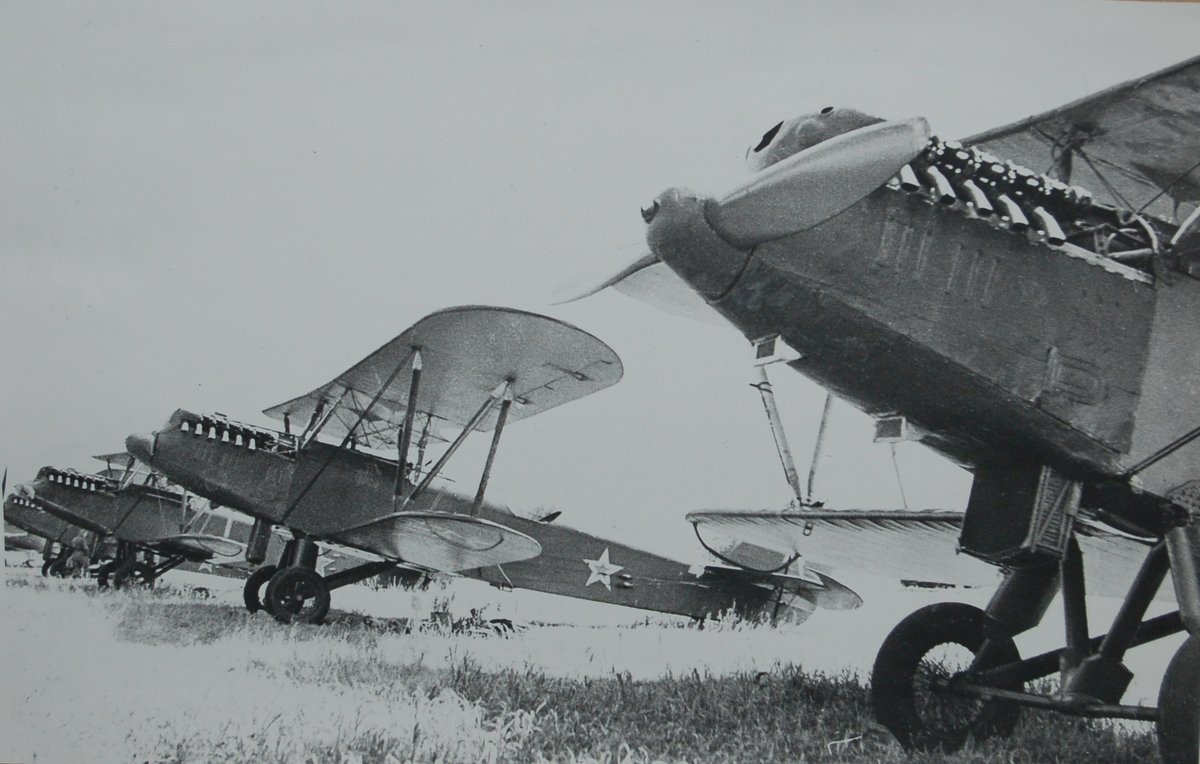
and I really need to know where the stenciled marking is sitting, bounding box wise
[878,209,998,306]
[1043,346,1103,406]
[583,548,623,591]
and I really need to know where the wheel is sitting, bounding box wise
[47,558,70,577]
[1158,634,1200,764]
[871,602,1022,753]
[96,560,120,589]
[264,567,330,625]
[40,559,53,577]
[112,561,155,589]
[242,565,278,613]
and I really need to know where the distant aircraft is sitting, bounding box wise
[127,306,858,625]
[4,493,106,576]
[11,455,279,588]
[561,56,1200,761]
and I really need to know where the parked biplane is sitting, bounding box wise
[126,306,858,626]
[561,56,1200,761]
[4,491,107,576]
[13,454,279,588]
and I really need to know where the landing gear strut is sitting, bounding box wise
[871,539,1189,758]
[247,535,398,625]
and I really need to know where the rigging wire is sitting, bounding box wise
[890,443,909,509]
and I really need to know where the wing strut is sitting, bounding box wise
[281,349,416,524]
[472,385,514,517]
[394,350,424,496]
[752,364,806,505]
[300,389,349,449]
[807,393,834,501]
[399,380,511,509]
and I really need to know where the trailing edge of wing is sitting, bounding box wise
[263,306,623,451]
[964,55,1200,221]
[330,511,542,572]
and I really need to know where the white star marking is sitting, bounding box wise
[583,548,624,590]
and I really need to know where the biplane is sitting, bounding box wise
[126,306,858,626]
[12,454,279,588]
[561,56,1200,761]
[4,491,107,576]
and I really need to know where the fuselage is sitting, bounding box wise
[21,465,285,568]
[129,409,813,622]
[27,467,193,544]
[647,162,1200,509]
[4,494,89,547]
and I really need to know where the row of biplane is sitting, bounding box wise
[4,307,859,630]
[6,54,1200,761]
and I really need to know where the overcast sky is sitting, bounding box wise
[3,1,1199,559]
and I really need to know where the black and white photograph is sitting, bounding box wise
[3,1,1200,761]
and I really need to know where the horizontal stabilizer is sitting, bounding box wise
[160,533,244,559]
[702,564,862,611]
[331,511,541,572]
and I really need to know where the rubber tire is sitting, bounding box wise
[1158,635,1200,764]
[40,559,53,577]
[871,602,1022,753]
[243,565,278,613]
[112,561,155,590]
[264,567,330,625]
[96,560,121,589]
[47,558,69,578]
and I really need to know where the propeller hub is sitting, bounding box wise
[640,200,660,224]
[646,189,751,300]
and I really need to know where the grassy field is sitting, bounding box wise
[0,568,1161,763]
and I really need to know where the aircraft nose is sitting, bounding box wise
[125,432,157,462]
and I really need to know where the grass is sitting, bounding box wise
[1,569,1161,763]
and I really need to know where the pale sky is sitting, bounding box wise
[4,1,1199,560]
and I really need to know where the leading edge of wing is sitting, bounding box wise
[262,306,623,451]
[963,55,1200,218]
[963,54,1200,148]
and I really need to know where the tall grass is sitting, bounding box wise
[2,572,1159,763]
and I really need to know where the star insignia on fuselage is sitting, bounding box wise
[583,548,623,591]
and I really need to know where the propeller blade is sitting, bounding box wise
[709,117,930,248]
[551,247,658,304]
[2,467,6,496]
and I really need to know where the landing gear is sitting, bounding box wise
[243,565,278,613]
[264,567,330,625]
[1157,635,1200,764]
[253,535,397,625]
[96,560,120,589]
[111,560,156,589]
[871,603,1021,752]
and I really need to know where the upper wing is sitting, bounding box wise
[330,511,541,572]
[264,306,623,451]
[689,508,1173,601]
[964,55,1200,221]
